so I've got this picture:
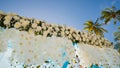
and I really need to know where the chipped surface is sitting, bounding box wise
[0,29,120,68]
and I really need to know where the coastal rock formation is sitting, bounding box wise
[0,11,120,68]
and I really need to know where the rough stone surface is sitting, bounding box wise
[0,29,120,68]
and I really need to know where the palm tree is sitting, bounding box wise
[114,27,120,41]
[84,18,108,36]
[101,6,120,24]
[114,26,120,53]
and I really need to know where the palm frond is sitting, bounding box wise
[114,31,120,36]
[116,15,120,21]
[105,18,111,24]
[116,10,120,15]
[84,21,93,25]
[97,28,105,36]
[100,16,105,20]
[100,28,108,32]
[83,19,107,36]
[114,18,117,24]
[94,28,99,35]
[114,27,120,41]
[115,37,120,41]
[118,27,120,30]
[102,11,111,16]
[111,6,116,11]
[84,27,93,32]
[114,42,120,49]
[83,27,89,30]
[95,18,99,23]
[104,8,112,12]
[95,23,103,26]
[104,6,116,12]
[114,21,117,24]
[87,21,93,25]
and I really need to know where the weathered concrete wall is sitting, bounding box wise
[0,11,120,68]
[0,29,120,68]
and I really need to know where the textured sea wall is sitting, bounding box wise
[0,11,113,48]
[0,11,120,68]
[0,29,75,68]
[0,28,120,68]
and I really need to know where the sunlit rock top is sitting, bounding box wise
[0,11,113,48]
[0,11,120,68]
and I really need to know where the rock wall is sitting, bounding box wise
[0,29,75,68]
[77,43,120,67]
[0,11,120,68]
[0,11,112,48]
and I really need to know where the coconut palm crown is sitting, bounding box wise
[114,27,120,52]
[101,6,120,24]
[84,18,108,36]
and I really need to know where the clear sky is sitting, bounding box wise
[0,0,120,42]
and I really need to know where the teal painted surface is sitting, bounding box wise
[62,61,69,68]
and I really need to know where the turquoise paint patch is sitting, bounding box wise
[62,52,66,58]
[73,43,78,49]
[62,61,69,68]
[8,40,13,48]
[91,64,99,68]
[73,42,77,46]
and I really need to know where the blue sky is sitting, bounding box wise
[0,0,120,42]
